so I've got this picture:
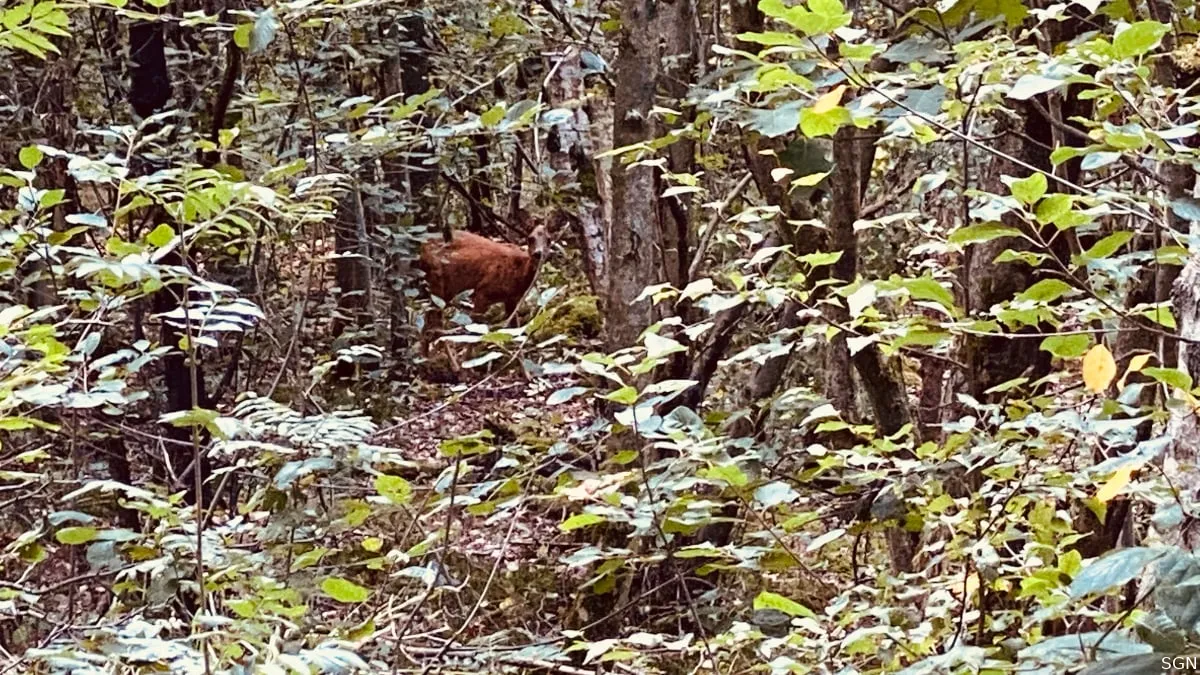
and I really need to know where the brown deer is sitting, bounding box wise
[416,219,551,365]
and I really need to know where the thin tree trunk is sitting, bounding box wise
[1163,256,1200,550]
[606,0,662,351]
[129,0,211,507]
[827,124,918,571]
[384,13,437,355]
[546,47,608,298]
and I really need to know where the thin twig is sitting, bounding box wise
[418,505,524,673]
[687,171,753,282]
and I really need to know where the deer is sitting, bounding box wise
[416,217,551,370]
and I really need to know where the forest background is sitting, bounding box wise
[2,0,1200,673]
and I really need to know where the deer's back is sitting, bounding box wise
[419,231,532,305]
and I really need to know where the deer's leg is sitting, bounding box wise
[421,304,444,358]
[502,297,522,328]
[472,292,495,318]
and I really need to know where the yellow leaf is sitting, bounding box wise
[1096,463,1141,503]
[1082,344,1117,393]
[1118,352,1154,389]
[955,571,980,605]
[812,85,847,114]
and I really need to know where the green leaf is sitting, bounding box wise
[1143,367,1193,391]
[791,171,829,187]
[1113,20,1169,58]
[291,547,327,571]
[1018,279,1073,303]
[1035,194,1072,225]
[18,145,43,169]
[759,0,850,34]
[560,512,606,532]
[162,407,217,428]
[994,249,1048,266]
[1040,334,1091,358]
[1051,209,1091,230]
[976,0,1027,27]
[480,104,505,127]
[752,65,814,93]
[375,474,412,505]
[39,189,65,208]
[146,223,176,248]
[1049,146,1086,166]
[1068,547,1164,598]
[1010,173,1047,204]
[799,106,850,138]
[1140,306,1176,329]
[1079,231,1133,261]
[806,0,852,32]
[55,527,98,545]
[839,42,878,60]
[644,332,686,359]
[226,598,257,618]
[0,417,34,430]
[233,23,252,50]
[321,577,370,603]
[948,223,1022,246]
[798,250,842,267]
[736,31,804,47]
[438,432,493,457]
[604,385,639,405]
[901,276,957,313]
[753,590,817,618]
[703,463,748,487]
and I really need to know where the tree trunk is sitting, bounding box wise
[330,55,374,376]
[606,0,662,351]
[24,49,78,308]
[384,13,437,355]
[128,1,211,507]
[827,124,918,571]
[331,183,374,379]
[546,47,608,299]
[655,0,696,289]
[1162,256,1200,550]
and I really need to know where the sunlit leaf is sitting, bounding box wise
[1096,463,1140,503]
[1082,344,1117,393]
[55,527,98,545]
[753,590,816,618]
[1041,334,1091,358]
[812,85,846,114]
[375,474,412,505]
[321,577,369,603]
[560,513,606,531]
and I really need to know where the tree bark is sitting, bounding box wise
[330,49,374,375]
[1162,256,1200,550]
[546,47,608,299]
[384,13,437,355]
[655,0,696,289]
[128,1,211,507]
[606,0,663,351]
[827,124,917,571]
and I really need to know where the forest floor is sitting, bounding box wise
[370,369,601,645]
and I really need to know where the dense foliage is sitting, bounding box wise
[4,0,1200,673]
